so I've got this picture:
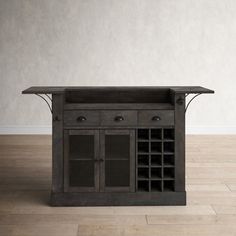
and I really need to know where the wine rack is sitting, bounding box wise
[136,128,175,192]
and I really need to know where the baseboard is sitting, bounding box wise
[186,126,236,134]
[0,126,52,134]
[0,126,236,135]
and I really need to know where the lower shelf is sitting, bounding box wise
[50,191,186,206]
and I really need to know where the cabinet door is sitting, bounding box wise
[100,130,135,192]
[64,130,99,192]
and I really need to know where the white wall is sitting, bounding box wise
[0,0,236,134]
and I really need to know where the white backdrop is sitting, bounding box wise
[0,0,235,134]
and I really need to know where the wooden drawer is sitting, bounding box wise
[100,110,137,126]
[64,110,100,126]
[138,110,174,126]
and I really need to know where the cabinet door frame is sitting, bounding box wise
[100,129,135,192]
[64,129,99,192]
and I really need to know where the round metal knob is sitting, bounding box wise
[114,116,124,122]
[77,116,87,122]
[152,116,161,121]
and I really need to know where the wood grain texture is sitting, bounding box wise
[52,94,64,193]
[22,86,214,95]
[0,135,236,236]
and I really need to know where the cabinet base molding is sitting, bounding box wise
[50,191,186,206]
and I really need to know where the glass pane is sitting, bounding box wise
[69,135,94,159]
[105,160,129,187]
[105,135,129,160]
[69,160,94,187]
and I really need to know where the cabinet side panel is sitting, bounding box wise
[130,130,136,192]
[52,94,64,192]
[174,94,185,192]
[63,130,69,192]
[99,130,105,192]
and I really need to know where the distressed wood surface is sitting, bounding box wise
[22,86,214,95]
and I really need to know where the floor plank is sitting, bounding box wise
[187,191,236,206]
[0,135,236,236]
[147,214,236,225]
[1,224,78,236]
[226,184,236,191]
[77,224,236,236]
[212,205,236,215]
[0,214,146,226]
[186,184,230,192]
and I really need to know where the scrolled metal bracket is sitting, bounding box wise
[185,93,202,113]
[35,94,52,114]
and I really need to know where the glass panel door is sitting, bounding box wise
[100,130,135,192]
[64,130,99,192]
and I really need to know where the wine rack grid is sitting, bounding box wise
[136,128,175,192]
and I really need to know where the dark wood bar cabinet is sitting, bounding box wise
[22,86,214,206]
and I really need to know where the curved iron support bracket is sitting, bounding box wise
[185,93,202,113]
[45,94,52,102]
[35,94,52,114]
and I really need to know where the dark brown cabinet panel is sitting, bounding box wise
[138,110,174,126]
[64,110,100,126]
[64,129,135,193]
[64,130,99,192]
[100,130,135,192]
[100,110,137,127]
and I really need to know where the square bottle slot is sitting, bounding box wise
[163,180,175,191]
[138,155,149,166]
[163,129,175,140]
[151,142,162,153]
[138,180,149,192]
[164,168,175,178]
[151,129,162,140]
[138,142,149,153]
[138,129,149,140]
[151,168,162,178]
[138,168,149,179]
[151,180,162,192]
[164,155,174,166]
[151,155,162,166]
[163,142,174,153]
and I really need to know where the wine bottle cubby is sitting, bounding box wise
[136,128,175,192]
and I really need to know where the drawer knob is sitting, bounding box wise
[152,116,161,121]
[114,116,124,122]
[77,116,87,122]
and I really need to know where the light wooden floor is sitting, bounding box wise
[0,135,236,236]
